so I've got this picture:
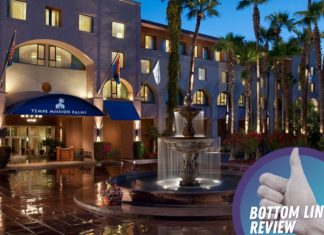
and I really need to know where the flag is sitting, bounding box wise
[0,31,16,88]
[152,60,161,85]
[112,54,120,84]
[7,32,16,67]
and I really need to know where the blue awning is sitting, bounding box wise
[104,100,140,120]
[6,94,103,116]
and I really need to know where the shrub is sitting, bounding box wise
[0,146,11,169]
[94,142,112,161]
[133,141,144,159]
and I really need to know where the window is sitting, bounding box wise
[221,72,227,83]
[18,44,37,65]
[198,68,206,81]
[112,22,125,39]
[79,14,93,33]
[298,81,301,91]
[238,94,245,107]
[179,42,186,55]
[311,98,319,112]
[141,85,154,103]
[46,7,61,27]
[194,45,198,57]
[144,35,155,49]
[112,52,124,68]
[104,80,128,99]
[242,79,246,86]
[214,51,221,61]
[310,67,314,76]
[163,39,170,53]
[49,46,71,68]
[193,90,208,106]
[310,83,315,93]
[141,60,151,74]
[9,0,26,20]
[202,47,208,59]
[217,92,228,106]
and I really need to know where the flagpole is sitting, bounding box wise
[136,56,160,98]
[0,31,16,89]
[97,50,121,94]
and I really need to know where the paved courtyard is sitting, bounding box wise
[0,164,235,234]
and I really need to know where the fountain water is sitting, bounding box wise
[158,94,221,188]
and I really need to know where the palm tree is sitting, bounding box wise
[306,1,323,135]
[237,0,271,134]
[238,41,258,132]
[215,33,245,134]
[294,0,314,135]
[259,26,274,135]
[265,12,296,131]
[183,0,220,95]
[164,0,183,132]
[270,39,301,133]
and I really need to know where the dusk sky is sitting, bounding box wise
[138,0,324,49]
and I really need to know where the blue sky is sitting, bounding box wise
[138,0,324,47]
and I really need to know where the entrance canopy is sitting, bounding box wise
[6,94,103,116]
[104,100,140,120]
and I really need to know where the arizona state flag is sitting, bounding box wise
[113,54,120,84]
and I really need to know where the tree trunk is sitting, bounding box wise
[313,24,323,135]
[188,14,202,95]
[228,52,235,134]
[274,62,279,131]
[166,0,181,132]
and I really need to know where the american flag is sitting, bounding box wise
[7,32,16,67]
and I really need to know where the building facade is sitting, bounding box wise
[0,0,320,159]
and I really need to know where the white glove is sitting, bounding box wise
[258,148,324,235]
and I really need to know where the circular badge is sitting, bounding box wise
[233,147,324,235]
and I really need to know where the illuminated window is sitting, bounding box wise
[141,60,151,74]
[311,98,318,112]
[79,14,93,32]
[310,83,315,93]
[163,39,170,53]
[112,22,125,39]
[104,80,128,99]
[194,45,198,57]
[298,81,301,91]
[49,46,71,68]
[141,85,154,103]
[217,92,227,106]
[238,94,245,107]
[9,0,26,20]
[202,47,208,59]
[145,35,155,49]
[242,79,246,86]
[214,51,221,61]
[198,68,206,81]
[310,67,314,76]
[193,90,208,105]
[112,52,124,68]
[221,72,227,83]
[45,7,61,27]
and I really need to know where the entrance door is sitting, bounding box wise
[11,138,19,155]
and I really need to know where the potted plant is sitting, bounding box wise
[0,127,11,169]
[42,138,63,160]
[133,141,144,159]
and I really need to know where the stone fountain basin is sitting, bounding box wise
[162,137,215,154]
[111,171,242,206]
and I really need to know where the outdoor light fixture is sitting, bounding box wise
[96,128,101,142]
[134,120,141,141]
[20,115,42,123]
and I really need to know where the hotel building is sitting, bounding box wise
[0,0,320,159]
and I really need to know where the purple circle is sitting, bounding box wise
[232,147,324,235]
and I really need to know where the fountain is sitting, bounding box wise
[74,62,242,218]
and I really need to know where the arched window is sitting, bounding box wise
[193,90,208,106]
[103,80,128,99]
[14,44,85,70]
[217,92,228,106]
[238,94,245,108]
[141,85,154,103]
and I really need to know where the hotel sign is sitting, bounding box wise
[6,94,103,117]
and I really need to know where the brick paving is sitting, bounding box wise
[0,165,235,234]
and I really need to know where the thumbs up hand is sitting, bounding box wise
[258,148,324,235]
